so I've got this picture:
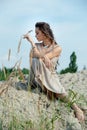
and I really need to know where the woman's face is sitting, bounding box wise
[35,27,45,41]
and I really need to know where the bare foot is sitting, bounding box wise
[74,108,85,122]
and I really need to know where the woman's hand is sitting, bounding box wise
[23,32,34,44]
[23,31,37,49]
[42,56,52,69]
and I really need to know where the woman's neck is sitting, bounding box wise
[43,39,51,46]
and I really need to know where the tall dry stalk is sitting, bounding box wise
[28,30,33,34]
[8,49,11,61]
[17,30,33,53]
[17,68,25,82]
[17,36,23,53]
[2,64,6,79]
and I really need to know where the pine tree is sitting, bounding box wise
[60,51,78,74]
[69,51,78,73]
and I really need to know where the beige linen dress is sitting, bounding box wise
[30,43,66,94]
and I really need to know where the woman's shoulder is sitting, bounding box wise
[55,44,62,51]
[53,43,61,49]
[51,44,62,53]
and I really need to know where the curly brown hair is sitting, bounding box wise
[35,22,57,44]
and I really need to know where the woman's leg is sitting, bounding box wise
[55,93,85,122]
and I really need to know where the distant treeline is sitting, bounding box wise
[0,67,29,81]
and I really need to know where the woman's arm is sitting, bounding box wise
[41,46,62,68]
[23,32,41,57]
[32,46,41,58]
[44,46,62,59]
[32,45,62,59]
[34,46,62,68]
[32,45,62,69]
[23,32,36,48]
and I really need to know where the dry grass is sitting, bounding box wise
[0,57,25,95]
[2,64,6,79]
[17,30,33,53]
[0,29,33,95]
[8,49,11,61]
[17,36,23,53]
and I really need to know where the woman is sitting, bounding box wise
[24,22,84,122]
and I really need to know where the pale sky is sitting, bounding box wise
[0,0,87,71]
